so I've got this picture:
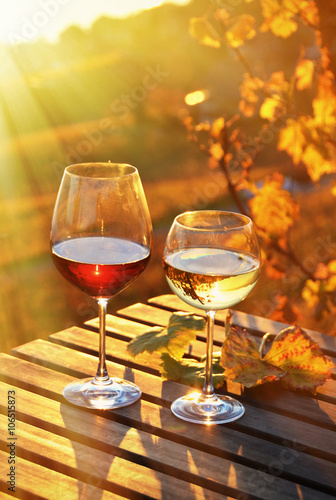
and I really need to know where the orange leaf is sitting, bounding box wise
[248,173,300,238]
[221,326,286,388]
[225,14,256,48]
[209,142,224,161]
[211,117,225,138]
[295,59,314,91]
[260,96,285,121]
[260,0,298,38]
[264,325,334,391]
[278,118,306,164]
[302,144,336,182]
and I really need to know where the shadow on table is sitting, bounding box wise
[159,379,336,499]
[237,382,336,499]
[59,380,136,499]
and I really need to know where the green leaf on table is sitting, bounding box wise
[220,326,286,388]
[127,312,206,360]
[263,325,334,391]
[160,352,225,389]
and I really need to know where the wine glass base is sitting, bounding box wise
[63,377,141,409]
[171,393,245,425]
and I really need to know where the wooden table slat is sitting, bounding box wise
[148,294,336,355]
[0,449,120,499]
[0,413,223,500]
[1,349,336,497]
[0,380,334,500]
[48,321,336,427]
[11,338,336,455]
[116,302,336,391]
[1,294,335,500]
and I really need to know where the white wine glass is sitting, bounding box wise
[163,210,260,424]
[51,163,152,409]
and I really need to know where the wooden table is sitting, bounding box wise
[0,294,335,499]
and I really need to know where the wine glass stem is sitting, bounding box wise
[93,298,110,384]
[203,310,216,398]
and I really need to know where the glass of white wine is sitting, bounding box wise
[163,210,260,424]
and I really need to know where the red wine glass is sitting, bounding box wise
[51,163,152,409]
[163,210,260,424]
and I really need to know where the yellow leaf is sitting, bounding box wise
[260,0,298,38]
[313,72,336,126]
[302,279,320,309]
[301,1,319,27]
[302,144,336,182]
[225,14,256,48]
[278,118,306,164]
[189,17,221,48]
[248,173,300,238]
[211,117,225,138]
[283,0,309,13]
[295,59,314,90]
[239,100,256,117]
[268,71,286,89]
[240,74,263,103]
[328,260,336,274]
[209,142,224,161]
[260,96,284,121]
[239,74,263,116]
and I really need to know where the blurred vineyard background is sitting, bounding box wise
[0,0,335,353]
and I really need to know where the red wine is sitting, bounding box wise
[52,237,150,298]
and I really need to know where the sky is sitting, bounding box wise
[0,0,190,45]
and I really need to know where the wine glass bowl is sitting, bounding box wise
[51,162,152,409]
[163,210,260,424]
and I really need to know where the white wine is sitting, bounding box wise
[163,247,260,310]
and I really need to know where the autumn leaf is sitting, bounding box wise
[302,261,336,319]
[209,142,224,161]
[264,326,334,391]
[127,312,206,360]
[160,352,225,389]
[221,326,286,388]
[211,117,225,138]
[239,74,264,117]
[248,173,300,238]
[267,70,286,89]
[260,96,285,121]
[300,1,319,27]
[295,59,314,91]
[302,279,320,310]
[313,72,336,127]
[189,17,221,48]
[260,0,299,38]
[278,118,307,164]
[302,144,336,182]
[225,14,256,48]
[221,324,334,391]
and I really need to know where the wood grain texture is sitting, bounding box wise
[0,295,335,499]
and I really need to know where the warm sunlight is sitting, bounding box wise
[0,0,190,44]
[184,90,209,106]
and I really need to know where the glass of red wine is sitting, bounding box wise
[163,210,260,424]
[51,163,152,409]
